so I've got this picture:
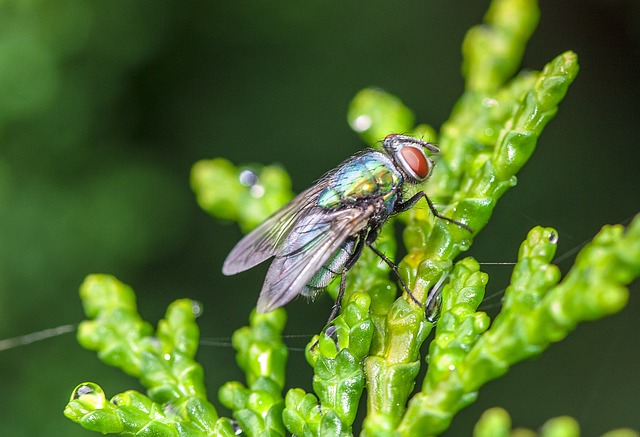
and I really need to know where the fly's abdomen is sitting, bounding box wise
[317,152,401,209]
[300,238,356,299]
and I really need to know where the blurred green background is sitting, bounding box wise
[0,0,638,435]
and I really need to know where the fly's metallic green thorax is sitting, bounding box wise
[221,134,466,319]
[317,151,402,212]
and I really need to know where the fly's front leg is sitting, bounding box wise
[396,191,473,233]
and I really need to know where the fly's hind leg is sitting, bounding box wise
[311,234,367,350]
[326,267,349,326]
[325,232,369,325]
[366,243,422,307]
[368,242,448,324]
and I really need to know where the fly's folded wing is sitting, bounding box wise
[222,185,325,275]
[257,205,374,313]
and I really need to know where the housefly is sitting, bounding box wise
[222,134,471,322]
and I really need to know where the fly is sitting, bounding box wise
[222,134,472,323]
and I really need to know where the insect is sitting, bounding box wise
[222,134,471,323]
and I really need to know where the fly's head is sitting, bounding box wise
[382,134,438,184]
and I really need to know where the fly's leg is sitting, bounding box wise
[325,233,366,323]
[366,243,422,307]
[311,234,367,350]
[369,242,447,323]
[364,227,421,306]
[324,231,369,322]
[396,191,473,233]
[326,268,349,327]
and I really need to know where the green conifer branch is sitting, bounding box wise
[473,407,640,437]
[191,158,294,233]
[286,293,374,435]
[218,309,288,436]
[64,0,640,435]
[345,0,578,431]
[63,275,228,435]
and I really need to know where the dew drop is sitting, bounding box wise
[239,170,258,186]
[457,238,470,251]
[191,300,203,318]
[73,384,95,399]
[351,114,372,132]
[250,184,265,198]
[482,98,499,108]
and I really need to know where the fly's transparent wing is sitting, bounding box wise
[222,184,325,275]
[256,205,374,313]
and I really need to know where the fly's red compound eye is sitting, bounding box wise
[399,146,430,179]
